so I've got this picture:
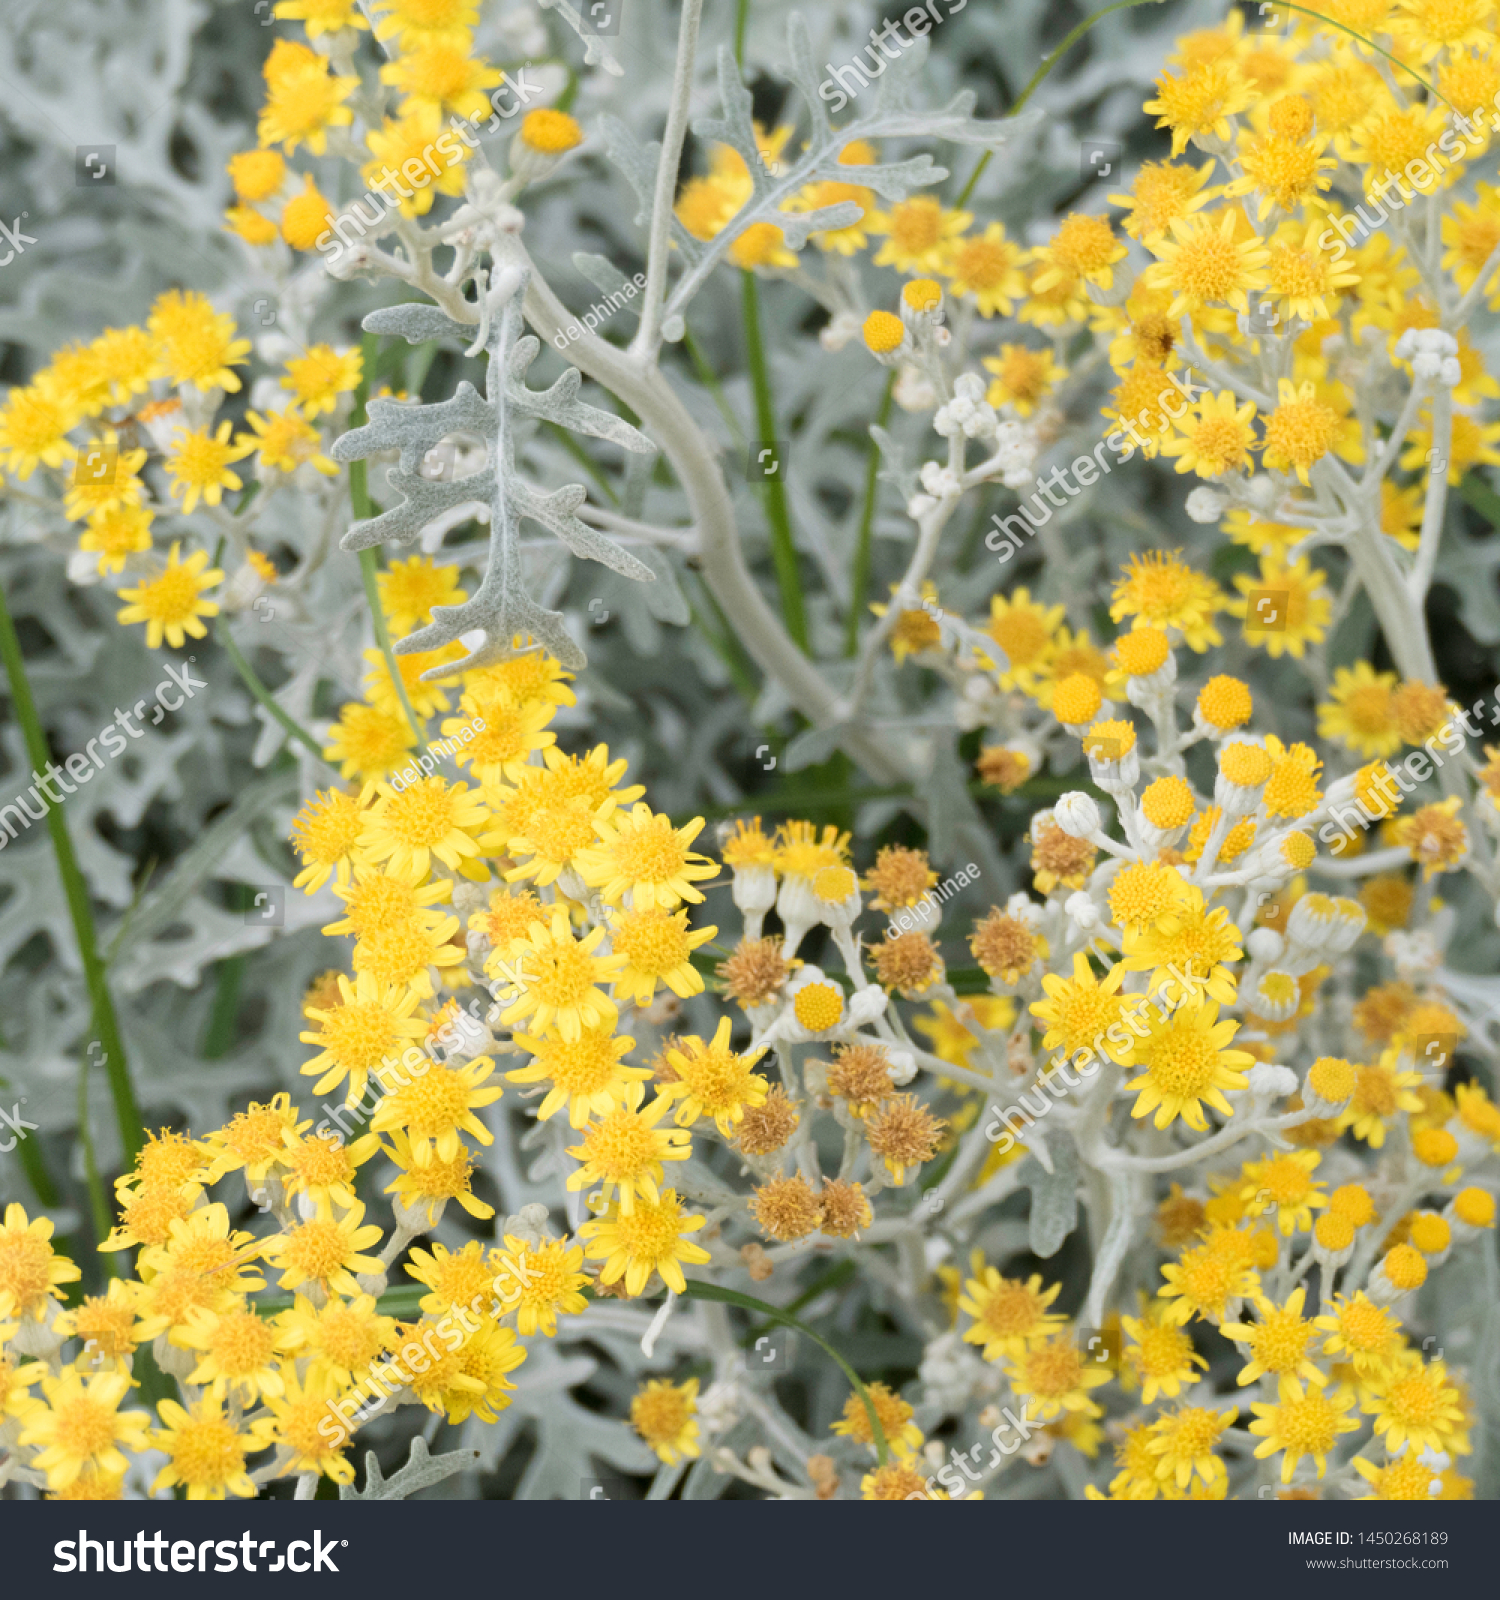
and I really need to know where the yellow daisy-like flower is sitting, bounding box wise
[579,1188,712,1297]
[630,1377,701,1464]
[62,433,148,522]
[1221,1287,1326,1398]
[1158,1232,1260,1326]
[1031,950,1129,1060]
[1263,219,1360,323]
[256,37,358,154]
[492,1234,590,1336]
[165,421,254,513]
[323,702,418,784]
[1006,1332,1112,1422]
[1260,378,1346,484]
[18,1369,150,1492]
[369,1052,502,1165]
[982,342,1067,417]
[1250,1386,1360,1482]
[1109,158,1218,243]
[362,108,470,217]
[375,554,466,634]
[1315,1290,1403,1376]
[277,1291,397,1388]
[870,195,970,274]
[173,1303,291,1405]
[281,343,363,418]
[0,1203,82,1322]
[574,803,717,911]
[273,0,368,36]
[261,1198,385,1298]
[78,504,154,575]
[941,221,1029,315]
[1393,797,1469,879]
[1144,59,1255,154]
[1125,1001,1254,1132]
[1364,1354,1467,1454]
[1318,662,1402,757]
[260,1366,357,1485]
[240,407,336,476]
[1146,1403,1236,1489]
[1228,131,1336,219]
[147,288,251,393]
[506,1024,650,1127]
[565,1082,690,1213]
[382,1127,495,1225]
[980,588,1064,689]
[379,38,503,123]
[1240,1150,1326,1236]
[1033,212,1127,292]
[1232,555,1331,660]
[115,542,224,650]
[1338,1054,1425,1147]
[299,968,428,1106]
[289,786,367,892]
[496,906,625,1040]
[662,1016,770,1135]
[1145,209,1270,319]
[0,377,82,479]
[371,0,478,48]
[151,1395,270,1500]
[361,775,490,880]
[1161,388,1257,478]
[1110,550,1224,651]
[1122,1300,1208,1401]
[958,1260,1066,1361]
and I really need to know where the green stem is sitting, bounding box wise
[78,1048,127,1279]
[955,0,1448,208]
[734,0,749,64]
[740,272,809,652]
[217,622,335,767]
[0,578,142,1162]
[681,1279,890,1464]
[845,372,895,657]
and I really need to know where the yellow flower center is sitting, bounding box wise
[53,1395,122,1461]
[793,982,844,1032]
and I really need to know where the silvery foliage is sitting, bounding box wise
[10,0,1496,1500]
[333,293,657,674]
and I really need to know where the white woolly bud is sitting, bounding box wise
[1064,890,1101,932]
[887,1047,917,1086]
[1247,1063,1298,1101]
[1185,486,1227,523]
[1052,791,1102,839]
[1246,926,1284,962]
[953,372,986,403]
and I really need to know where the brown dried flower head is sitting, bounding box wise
[717,936,792,1009]
[751,1174,824,1241]
[736,1084,800,1155]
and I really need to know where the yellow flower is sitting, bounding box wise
[982,343,1067,417]
[151,1395,270,1499]
[256,37,357,154]
[260,1366,358,1485]
[1111,550,1224,651]
[1160,388,1257,477]
[495,905,624,1040]
[1146,1403,1236,1489]
[371,0,478,49]
[1393,796,1468,879]
[241,406,337,475]
[1231,555,1331,660]
[980,588,1064,689]
[575,803,717,911]
[1228,131,1336,218]
[166,421,254,512]
[1125,1001,1255,1131]
[493,1234,589,1336]
[1337,1054,1424,1147]
[1145,209,1270,319]
[566,1082,690,1213]
[1032,212,1126,291]
[277,1291,397,1388]
[1250,1386,1360,1482]
[506,1024,651,1126]
[62,432,148,522]
[115,541,223,649]
[519,107,586,154]
[79,504,154,574]
[1318,662,1401,757]
[1110,158,1218,242]
[361,775,490,880]
[579,1188,711,1297]
[280,174,336,250]
[1031,950,1129,1059]
[941,221,1028,315]
[323,702,418,783]
[173,1304,292,1404]
[1363,1353,1466,1454]
[299,968,429,1105]
[1241,1150,1326,1236]
[1222,1286,1327,1398]
[958,1260,1066,1361]
[631,1377,700,1464]
[662,1016,769,1134]
[227,146,287,201]
[1006,1332,1112,1421]
[381,1127,495,1224]
[0,1203,82,1321]
[282,343,363,417]
[1261,378,1351,484]
[368,1052,503,1164]
[1144,59,1255,154]
[871,195,970,273]
[19,1370,151,1493]
[362,108,471,216]
[261,1199,385,1297]
[380,39,503,123]
[147,288,251,393]
[1122,1301,1208,1401]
